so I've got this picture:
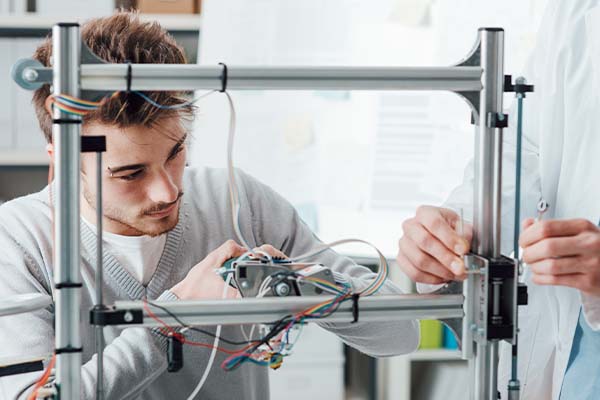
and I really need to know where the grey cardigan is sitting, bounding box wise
[0,167,418,399]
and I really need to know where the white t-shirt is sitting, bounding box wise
[82,218,166,286]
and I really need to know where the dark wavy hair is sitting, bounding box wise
[32,11,194,143]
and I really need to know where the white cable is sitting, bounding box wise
[224,92,252,251]
[221,91,387,295]
[289,238,388,296]
[185,274,232,400]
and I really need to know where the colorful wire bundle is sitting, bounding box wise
[142,278,353,373]
[46,93,104,116]
[221,280,353,371]
[45,89,214,117]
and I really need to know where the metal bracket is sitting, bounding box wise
[504,74,534,96]
[229,260,337,298]
[463,254,518,346]
[80,135,107,153]
[89,307,143,326]
[455,36,482,121]
[487,112,509,128]
[80,41,115,101]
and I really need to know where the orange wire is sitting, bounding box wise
[27,354,56,400]
[142,300,254,355]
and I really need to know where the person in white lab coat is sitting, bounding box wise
[396,0,600,399]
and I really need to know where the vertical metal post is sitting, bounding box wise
[473,27,504,258]
[471,28,505,400]
[95,151,105,400]
[52,23,82,399]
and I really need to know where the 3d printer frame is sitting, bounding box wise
[12,23,531,400]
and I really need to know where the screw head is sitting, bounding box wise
[123,311,133,323]
[23,68,38,82]
[274,282,291,297]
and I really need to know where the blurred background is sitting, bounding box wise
[0,0,547,398]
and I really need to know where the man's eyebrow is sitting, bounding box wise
[106,134,187,175]
[167,133,188,160]
[107,163,146,175]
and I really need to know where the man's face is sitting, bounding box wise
[78,117,187,237]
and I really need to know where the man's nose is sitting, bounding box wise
[147,170,179,205]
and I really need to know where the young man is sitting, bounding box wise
[397,0,600,399]
[0,12,418,400]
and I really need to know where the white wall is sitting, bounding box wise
[191,0,547,259]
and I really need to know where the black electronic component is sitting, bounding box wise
[504,74,535,96]
[167,333,184,373]
[517,283,528,306]
[0,359,44,378]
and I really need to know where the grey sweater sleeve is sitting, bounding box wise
[78,291,176,399]
[237,170,420,357]
[0,224,172,400]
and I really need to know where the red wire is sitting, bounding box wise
[142,300,255,355]
[28,354,56,400]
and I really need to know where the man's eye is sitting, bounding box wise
[119,170,143,181]
[168,145,185,161]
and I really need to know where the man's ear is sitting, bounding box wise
[46,142,53,165]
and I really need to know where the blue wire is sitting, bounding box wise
[132,90,210,110]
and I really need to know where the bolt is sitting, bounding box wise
[123,311,133,323]
[240,281,250,289]
[23,68,38,82]
[274,282,291,297]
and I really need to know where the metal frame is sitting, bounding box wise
[13,24,521,400]
[51,23,83,400]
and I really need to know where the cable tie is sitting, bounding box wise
[126,61,132,94]
[55,346,82,354]
[218,62,228,92]
[351,294,360,323]
[55,282,83,289]
[52,119,82,124]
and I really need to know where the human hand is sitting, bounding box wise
[171,241,290,300]
[397,206,473,284]
[520,218,600,296]
[171,240,246,300]
[252,244,288,260]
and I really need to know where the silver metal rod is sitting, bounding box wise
[114,294,463,327]
[52,22,82,400]
[95,152,104,400]
[462,268,475,359]
[473,28,505,258]
[78,64,483,92]
[488,341,500,399]
[473,341,498,399]
[470,28,505,400]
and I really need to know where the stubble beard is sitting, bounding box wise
[82,186,182,237]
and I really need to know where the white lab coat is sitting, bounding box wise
[440,1,600,398]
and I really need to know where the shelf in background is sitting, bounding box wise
[409,349,462,361]
[0,13,202,37]
[0,150,48,166]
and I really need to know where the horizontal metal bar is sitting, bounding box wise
[79,64,483,92]
[113,294,464,327]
